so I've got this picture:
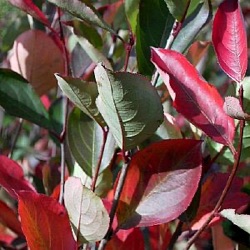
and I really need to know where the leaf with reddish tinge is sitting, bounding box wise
[117,139,202,229]
[212,0,248,83]
[0,200,23,236]
[0,156,36,199]
[8,0,50,27]
[64,177,110,243]
[18,191,77,250]
[151,48,235,148]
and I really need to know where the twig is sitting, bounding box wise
[98,159,131,250]
[185,85,245,249]
[168,220,184,250]
[91,127,109,192]
[8,118,23,158]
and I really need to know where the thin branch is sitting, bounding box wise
[168,220,184,250]
[185,85,245,249]
[123,32,134,72]
[8,118,23,158]
[91,127,109,192]
[98,159,130,250]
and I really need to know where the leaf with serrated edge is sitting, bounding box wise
[94,65,164,150]
[0,69,51,130]
[64,177,109,243]
[48,0,115,34]
[67,108,116,177]
[56,75,106,127]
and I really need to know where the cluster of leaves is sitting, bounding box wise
[0,0,250,249]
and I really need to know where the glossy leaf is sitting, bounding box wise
[18,191,77,250]
[171,1,212,53]
[94,65,164,150]
[151,48,235,147]
[0,69,51,129]
[221,209,250,234]
[56,75,106,127]
[191,173,250,230]
[67,108,116,177]
[9,30,64,96]
[136,0,174,76]
[8,0,50,27]
[0,200,23,236]
[0,156,36,199]
[48,0,115,34]
[64,177,110,243]
[212,0,247,83]
[117,139,202,228]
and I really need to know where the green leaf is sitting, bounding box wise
[47,0,116,34]
[221,209,250,235]
[0,69,51,129]
[94,65,164,150]
[136,0,175,76]
[64,177,110,243]
[171,1,212,53]
[124,0,139,34]
[55,74,106,127]
[164,0,201,21]
[67,108,116,177]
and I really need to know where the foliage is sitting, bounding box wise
[0,0,250,249]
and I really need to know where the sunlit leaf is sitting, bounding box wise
[0,155,36,199]
[0,69,51,129]
[56,75,106,127]
[221,209,250,235]
[94,65,164,150]
[64,177,109,243]
[48,0,115,34]
[18,191,77,250]
[212,0,247,83]
[9,30,64,96]
[117,139,202,228]
[67,108,116,177]
[171,1,212,53]
[151,48,235,147]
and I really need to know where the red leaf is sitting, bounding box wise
[0,201,23,236]
[151,48,235,148]
[190,173,250,230]
[0,156,36,199]
[117,139,202,228]
[8,0,50,27]
[18,191,77,250]
[106,228,144,250]
[212,0,248,83]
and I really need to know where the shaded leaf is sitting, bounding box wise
[212,0,247,83]
[221,209,250,235]
[117,139,202,228]
[171,1,212,53]
[106,228,144,250]
[56,75,106,127]
[94,65,164,150]
[0,69,51,129]
[191,173,250,230]
[124,0,139,34]
[8,0,50,27]
[48,0,115,34]
[0,200,23,236]
[136,0,174,76]
[9,30,64,96]
[67,108,116,177]
[0,155,36,199]
[64,177,109,243]
[151,48,235,147]
[18,191,77,250]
